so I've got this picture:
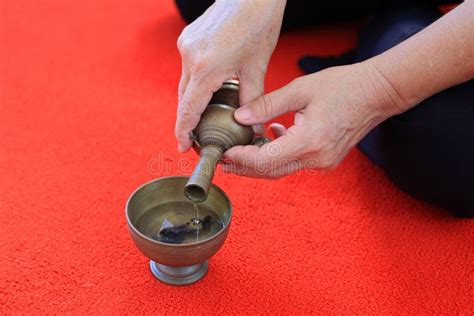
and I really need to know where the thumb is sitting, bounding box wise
[238,68,266,135]
[238,68,265,106]
[235,79,307,125]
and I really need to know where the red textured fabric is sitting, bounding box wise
[1,0,473,314]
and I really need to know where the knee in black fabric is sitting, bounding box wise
[365,82,474,217]
[175,0,213,24]
[381,118,474,217]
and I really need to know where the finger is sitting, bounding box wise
[224,125,307,171]
[234,79,309,125]
[252,124,266,136]
[269,122,287,138]
[178,61,189,101]
[222,154,302,178]
[175,75,221,152]
[221,163,263,178]
[238,68,264,108]
[238,67,266,135]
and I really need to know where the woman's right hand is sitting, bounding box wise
[175,0,286,152]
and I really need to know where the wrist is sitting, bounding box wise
[215,0,286,11]
[359,58,412,118]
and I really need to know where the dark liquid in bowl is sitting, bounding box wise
[135,201,224,244]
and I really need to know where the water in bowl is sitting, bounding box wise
[135,201,225,244]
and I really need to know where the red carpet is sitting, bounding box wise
[1,1,473,314]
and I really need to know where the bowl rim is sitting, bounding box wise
[125,176,233,247]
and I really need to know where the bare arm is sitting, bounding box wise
[367,0,474,115]
[223,1,474,178]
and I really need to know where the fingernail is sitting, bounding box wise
[252,124,266,135]
[221,164,233,173]
[235,107,251,121]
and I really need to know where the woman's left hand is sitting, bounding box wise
[222,62,407,178]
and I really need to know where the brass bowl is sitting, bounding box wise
[125,176,232,285]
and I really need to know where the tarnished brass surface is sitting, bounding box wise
[251,135,272,147]
[185,80,253,202]
[125,176,232,285]
[185,145,223,202]
[208,79,240,109]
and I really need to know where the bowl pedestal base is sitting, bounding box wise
[149,260,208,285]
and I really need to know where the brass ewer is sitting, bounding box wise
[185,80,268,202]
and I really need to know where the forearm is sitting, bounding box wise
[214,0,287,20]
[364,0,474,115]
